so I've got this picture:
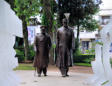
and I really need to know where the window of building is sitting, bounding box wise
[101,16,110,25]
[82,41,89,50]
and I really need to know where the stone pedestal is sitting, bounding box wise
[89,18,112,86]
[0,0,22,86]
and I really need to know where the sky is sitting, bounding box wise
[100,0,112,9]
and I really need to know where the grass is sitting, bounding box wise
[101,80,109,85]
[14,63,35,70]
[14,63,91,70]
[74,63,91,67]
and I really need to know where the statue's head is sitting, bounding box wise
[40,25,46,34]
[62,18,68,28]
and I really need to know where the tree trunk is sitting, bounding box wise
[42,0,54,64]
[49,32,55,65]
[76,22,80,49]
[22,19,29,62]
[77,24,80,41]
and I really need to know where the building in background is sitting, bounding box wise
[27,9,112,51]
[74,28,97,54]
[27,25,41,45]
[99,9,112,27]
[76,9,112,54]
[27,17,41,45]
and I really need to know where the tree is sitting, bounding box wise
[5,0,15,9]
[57,0,102,48]
[40,0,56,64]
[6,0,40,61]
[41,0,55,34]
[80,15,99,32]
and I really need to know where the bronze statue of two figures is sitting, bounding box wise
[33,19,75,77]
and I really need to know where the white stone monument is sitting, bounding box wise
[89,17,112,86]
[0,0,22,86]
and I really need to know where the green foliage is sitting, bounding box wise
[52,43,56,49]
[28,45,35,61]
[13,0,40,61]
[74,38,80,52]
[7,0,40,61]
[85,48,95,55]
[5,0,15,9]
[74,48,82,56]
[41,0,55,33]
[57,0,102,43]
[73,48,94,63]
[74,54,95,63]
[14,63,34,70]
[74,63,91,67]
[15,45,35,63]
[95,41,103,45]
[15,47,25,63]
[81,16,99,31]
[57,0,102,26]
[41,13,49,32]
[51,0,58,13]
[101,80,109,86]
[14,0,40,21]
[110,58,112,68]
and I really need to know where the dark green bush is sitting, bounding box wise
[73,54,95,63]
[15,45,35,63]
[15,48,25,63]
[110,58,112,68]
[27,45,35,61]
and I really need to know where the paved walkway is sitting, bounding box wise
[16,70,92,86]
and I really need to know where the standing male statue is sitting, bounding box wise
[56,18,75,77]
[33,25,52,77]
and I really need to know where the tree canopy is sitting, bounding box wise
[5,0,40,61]
[57,0,102,26]
[14,0,40,21]
[5,0,15,9]
[56,0,102,50]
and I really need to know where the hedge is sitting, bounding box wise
[15,45,35,63]
[73,54,95,63]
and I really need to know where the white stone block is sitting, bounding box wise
[0,0,22,86]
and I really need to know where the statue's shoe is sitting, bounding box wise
[62,75,66,77]
[44,74,47,77]
[38,74,41,77]
[66,74,69,77]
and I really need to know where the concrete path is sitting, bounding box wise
[16,70,92,86]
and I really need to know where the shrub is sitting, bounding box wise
[15,45,35,63]
[85,48,95,55]
[27,45,35,61]
[52,43,56,49]
[15,48,25,63]
[74,48,82,56]
[110,58,112,68]
[73,54,95,63]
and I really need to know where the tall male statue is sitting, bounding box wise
[56,18,75,77]
[33,25,52,77]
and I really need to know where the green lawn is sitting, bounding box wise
[14,63,91,70]
[74,63,91,67]
[14,63,35,70]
